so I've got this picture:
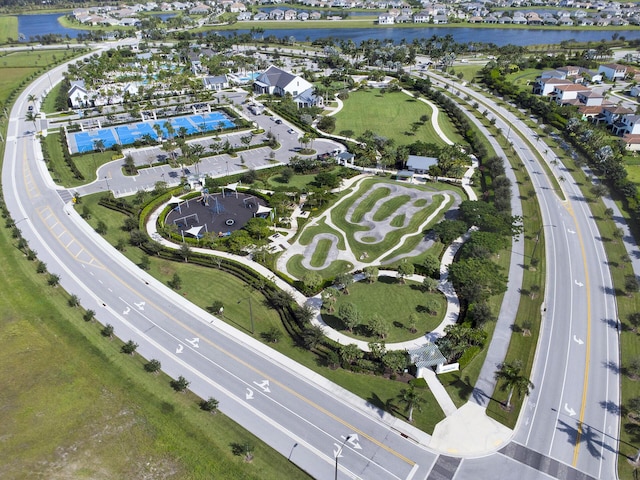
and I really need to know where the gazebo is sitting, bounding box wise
[408,344,451,377]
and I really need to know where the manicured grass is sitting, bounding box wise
[310,237,333,268]
[351,186,390,223]
[331,179,447,261]
[324,276,446,343]
[333,89,461,147]
[0,16,18,43]
[373,195,411,222]
[287,253,353,280]
[298,217,346,249]
[504,68,542,90]
[1,49,69,68]
[40,81,62,114]
[43,132,122,186]
[450,64,485,82]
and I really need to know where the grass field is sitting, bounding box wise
[43,132,122,186]
[0,16,18,43]
[504,68,542,91]
[324,276,447,343]
[333,89,464,147]
[450,63,485,82]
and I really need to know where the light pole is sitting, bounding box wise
[237,296,254,334]
[334,435,351,480]
[104,175,110,192]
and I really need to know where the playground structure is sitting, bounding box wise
[165,190,272,239]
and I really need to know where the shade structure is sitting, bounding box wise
[185,225,204,237]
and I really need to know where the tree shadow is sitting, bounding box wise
[599,400,622,416]
[603,360,622,375]
[366,392,390,418]
[557,418,618,459]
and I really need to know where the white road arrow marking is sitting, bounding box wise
[564,403,576,416]
[253,380,271,393]
[333,443,344,459]
[567,229,576,234]
[573,335,584,345]
[122,307,130,315]
[345,434,362,450]
[176,344,184,354]
[134,301,145,310]
[575,280,584,287]
[186,337,200,348]
[246,388,254,400]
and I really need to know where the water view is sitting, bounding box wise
[17,12,640,46]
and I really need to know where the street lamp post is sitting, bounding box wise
[334,435,351,480]
[237,296,254,334]
[104,175,110,192]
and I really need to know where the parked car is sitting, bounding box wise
[275,119,282,124]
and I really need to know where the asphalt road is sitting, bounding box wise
[2,42,623,480]
[428,72,620,479]
[5,45,443,480]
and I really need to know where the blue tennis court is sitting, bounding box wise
[74,129,118,153]
[169,117,199,135]
[192,112,235,131]
[115,123,159,145]
[68,111,236,153]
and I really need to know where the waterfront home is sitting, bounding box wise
[378,13,395,24]
[413,10,431,22]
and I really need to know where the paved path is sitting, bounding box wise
[401,88,455,147]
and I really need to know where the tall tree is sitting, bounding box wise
[396,385,425,423]
[494,360,534,410]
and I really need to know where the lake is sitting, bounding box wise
[18,13,88,40]
[17,12,640,46]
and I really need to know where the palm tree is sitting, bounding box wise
[25,111,37,131]
[494,360,534,410]
[27,93,37,112]
[397,385,425,423]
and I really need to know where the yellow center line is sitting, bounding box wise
[564,203,592,466]
[111,270,415,465]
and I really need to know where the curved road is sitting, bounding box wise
[1,44,622,480]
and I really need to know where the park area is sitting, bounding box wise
[280,177,461,280]
[322,276,447,343]
[332,89,464,146]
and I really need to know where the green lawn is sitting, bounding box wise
[504,68,542,91]
[333,89,463,147]
[0,16,18,43]
[324,276,446,343]
[43,132,122,186]
[331,179,447,261]
[450,64,485,82]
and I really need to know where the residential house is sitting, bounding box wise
[230,2,246,12]
[253,65,323,108]
[550,83,591,105]
[413,10,431,22]
[284,9,298,20]
[532,77,574,96]
[622,134,640,151]
[598,104,634,126]
[613,114,640,136]
[378,13,395,24]
[432,14,448,23]
[577,90,604,106]
[598,63,627,80]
